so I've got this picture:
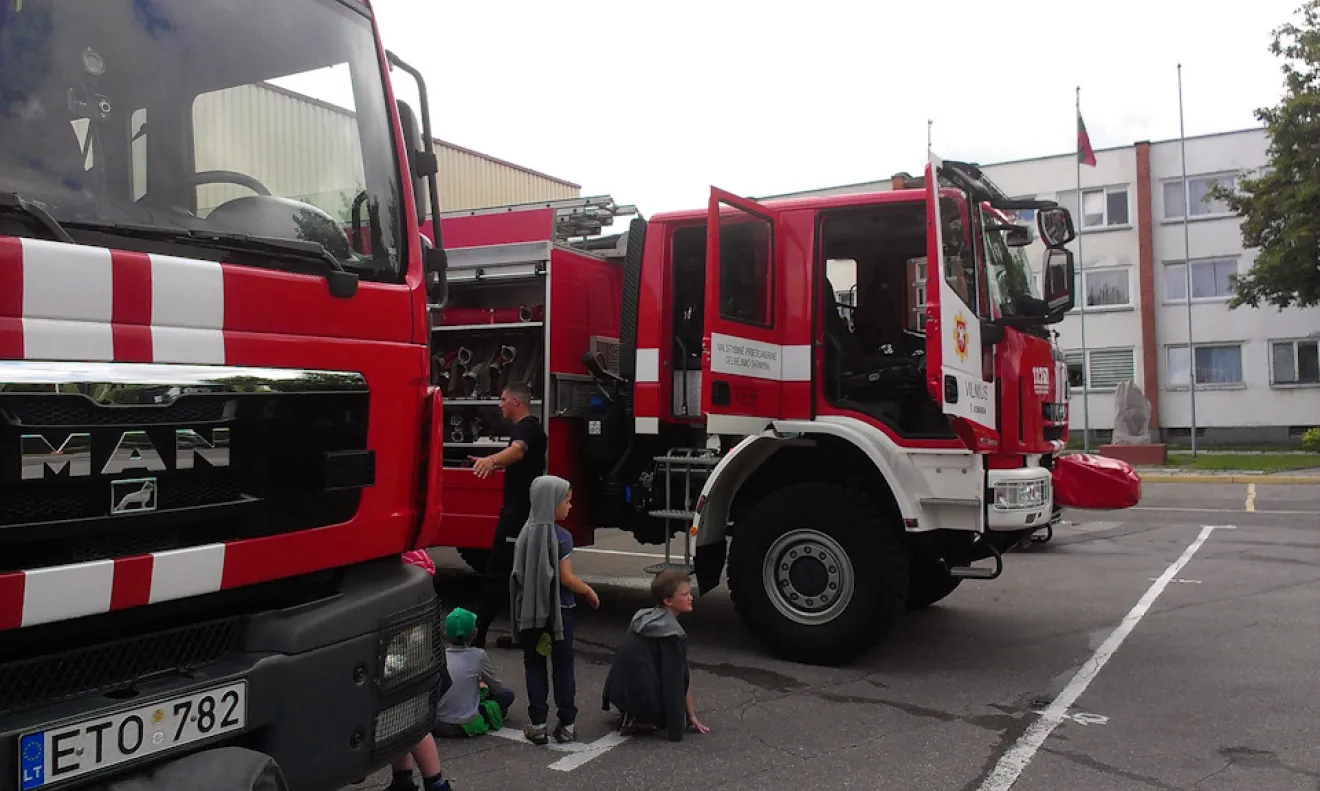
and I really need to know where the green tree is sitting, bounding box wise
[1210,0,1320,309]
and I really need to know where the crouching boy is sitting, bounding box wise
[601,570,709,741]
[433,607,517,737]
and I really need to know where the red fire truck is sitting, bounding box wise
[1,1,454,790]
[423,155,1140,667]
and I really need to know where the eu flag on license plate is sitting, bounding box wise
[19,733,44,791]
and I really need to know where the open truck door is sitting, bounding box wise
[924,154,998,444]
[702,188,791,436]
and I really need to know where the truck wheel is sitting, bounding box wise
[457,548,488,575]
[906,561,961,609]
[728,482,909,666]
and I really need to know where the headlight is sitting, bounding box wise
[994,480,1048,510]
[383,623,432,681]
[377,602,442,692]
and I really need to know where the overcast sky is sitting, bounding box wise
[368,0,1299,217]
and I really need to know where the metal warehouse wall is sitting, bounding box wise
[189,82,579,219]
[439,144,579,211]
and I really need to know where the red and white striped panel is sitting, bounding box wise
[0,237,226,364]
[0,544,226,630]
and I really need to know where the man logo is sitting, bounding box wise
[1033,366,1051,396]
[112,478,158,515]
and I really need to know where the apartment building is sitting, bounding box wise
[767,127,1320,445]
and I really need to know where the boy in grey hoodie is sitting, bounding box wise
[601,570,709,741]
[509,475,599,745]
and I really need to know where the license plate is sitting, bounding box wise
[18,681,247,791]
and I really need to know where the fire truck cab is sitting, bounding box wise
[579,154,1081,665]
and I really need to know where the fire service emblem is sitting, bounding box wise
[953,312,970,363]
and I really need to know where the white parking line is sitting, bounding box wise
[548,731,631,772]
[976,524,1232,791]
[488,727,631,771]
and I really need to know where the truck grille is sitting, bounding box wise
[1,361,372,574]
[0,616,238,717]
[3,395,229,427]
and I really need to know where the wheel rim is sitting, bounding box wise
[761,529,855,625]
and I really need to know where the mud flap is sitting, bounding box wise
[694,540,727,594]
[101,748,288,791]
[1053,453,1141,509]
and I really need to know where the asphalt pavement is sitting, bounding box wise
[349,480,1320,791]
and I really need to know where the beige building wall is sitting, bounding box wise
[178,82,578,219]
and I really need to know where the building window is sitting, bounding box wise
[1164,258,1236,302]
[1167,344,1244,388]
[1271,339,1320,386]
[1058,186,1129,230]
[1080,268,1131,309]
[1163,174,1235,220]
[1064,348,1136,391]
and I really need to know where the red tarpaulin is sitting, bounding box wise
[1053,453,1142,510]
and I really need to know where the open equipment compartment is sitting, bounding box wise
[428,198,629,551]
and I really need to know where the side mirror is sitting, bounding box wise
[420,233,449,308]
[1042,248,1076,314]
[1004,225,1033,248]
[396,100,436,225]
[1037,206,1076,249]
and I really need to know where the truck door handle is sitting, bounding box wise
[943,375,959,404]
[711,380,731,406]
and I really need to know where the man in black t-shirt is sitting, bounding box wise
[469,381,547,649]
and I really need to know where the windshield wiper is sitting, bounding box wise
[64,221,359,299]
[0,192,77,244]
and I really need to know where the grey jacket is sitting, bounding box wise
[510,475,570,640]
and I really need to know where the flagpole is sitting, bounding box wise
[1178,64,1198,457]
[1076,86,1091,452]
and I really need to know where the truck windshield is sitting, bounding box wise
[979,206,1040,318]
[0,0,404,280]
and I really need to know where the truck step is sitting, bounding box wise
[644,561,695,575]
[946,540,1004,580]
[653,454,721,467]
[648,509,697,521]
[947,563,1001,580]
[920,497,981,507]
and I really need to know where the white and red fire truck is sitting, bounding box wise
[1,2,1142,788]
[1,1,454,790]
[422,157,1142,668]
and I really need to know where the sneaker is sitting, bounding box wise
[523,723,548,746]
[494,635,520,650]
[619,715,655,736]
[552,723,575,743]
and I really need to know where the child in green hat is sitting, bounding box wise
[433,607,516,737]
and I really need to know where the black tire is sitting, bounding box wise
[457,548,488,575]
[727,482,909,666]
[906,562,962,609]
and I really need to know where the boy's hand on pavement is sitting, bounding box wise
[687,714,710,734]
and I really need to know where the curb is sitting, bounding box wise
[1138,473,1320,485]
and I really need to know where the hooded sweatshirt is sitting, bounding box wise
[509,475,571,641]
[601,606,690,741]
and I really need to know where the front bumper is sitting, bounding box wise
[0,559,444,791]
[985,467,1053,531]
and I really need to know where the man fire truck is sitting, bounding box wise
[427,157,1140,668]
[2,1,454,790]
